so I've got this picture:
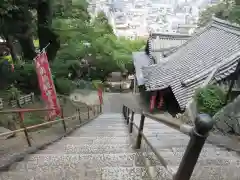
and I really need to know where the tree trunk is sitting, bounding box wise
[17,36,36,60]
[13,9,36,60]
[37,0,60,61]
[5,35,18,63]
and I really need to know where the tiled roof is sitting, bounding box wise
[149,32,191,63]
[151,47,177,64]
[150,32,191,51]
[143,17,240,110]
[133,52,154,86]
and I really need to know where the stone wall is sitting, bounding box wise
[175,99,196,126]
[213,95,240,135]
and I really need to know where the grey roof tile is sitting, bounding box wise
[150,33,191,52]
[148,33,191,63]
[143,17,240,110]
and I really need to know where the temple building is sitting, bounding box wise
[133,17,240,116]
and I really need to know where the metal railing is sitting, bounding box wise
[0,104,102,147]
[122,105,214,180]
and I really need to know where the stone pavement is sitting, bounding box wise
[102,92,143,113]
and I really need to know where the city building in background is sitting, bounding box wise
[87,0,220,39]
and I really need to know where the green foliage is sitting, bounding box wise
[53,9,145,82]
[195,85,226,116]
[23,117,45,127]
[229,5,240,24]
[55,78,76,95]
[0,0,146,95]
[198,0,240,27]
[7,85,21,100]
[33,39,39,48]
[92,80,103,89]
[2,55,13,63]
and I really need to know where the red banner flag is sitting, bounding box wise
[35,51,61,120]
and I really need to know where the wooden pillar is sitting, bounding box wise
[150,91,157,112]
[157,91,164,110]
[133,75,136,94]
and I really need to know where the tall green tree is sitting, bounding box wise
[198,0,240,27]
[0,0,60,61]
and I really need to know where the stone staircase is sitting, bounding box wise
[0,113,166,180]
[1,93,240,180]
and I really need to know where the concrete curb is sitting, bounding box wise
[0,114,101,172]
[144,113,240,153]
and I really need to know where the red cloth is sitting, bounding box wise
[11,64,14,72]
[34,51,61,120]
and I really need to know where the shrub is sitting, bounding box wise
[7,85,21,100]
[23,117,45,127]
[195,85,226,117]
[55,78,76,95]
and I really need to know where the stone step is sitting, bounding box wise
[86,116,123,120]
[156,146,240,160]
[1,167,154,180]
[78,127,128,131]
[100,166,171,180]
[139,151,240,167]
[40,143,135,154]
[82,124,127,127]
[94,116,123,119]
[142,164,240,180]
[9,153,150,170]
[85,119,125,122]
[71,131,130,137]
[50,136,133,145]
[86,121,124,125]
[97,116,123,120]
[190,165,240,180]
[82,124,127,128]
[74,130,130,134]
[135,144,240,168]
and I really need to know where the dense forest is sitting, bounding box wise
[0,0,145,95]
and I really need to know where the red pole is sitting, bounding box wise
[19,112,31,147]
[98,88,103,105]
[158,93,164,110]
[150,94,156,112]
[61,107,67,132]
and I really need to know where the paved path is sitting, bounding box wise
[102,93,143,113]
